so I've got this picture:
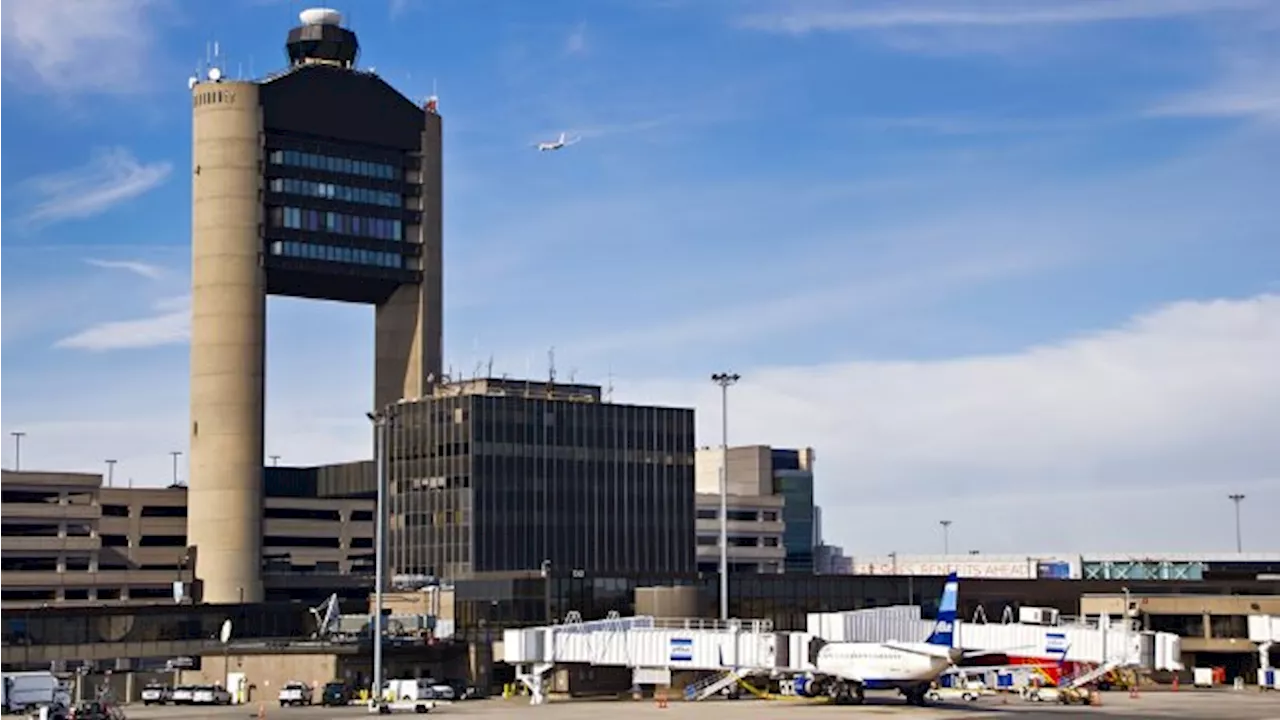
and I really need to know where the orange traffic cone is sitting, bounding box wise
[656,689,668,709]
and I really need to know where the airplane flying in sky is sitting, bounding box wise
[793,572,973,705]
[534,132,580,152]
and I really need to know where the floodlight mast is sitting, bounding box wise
[710,372,740,622]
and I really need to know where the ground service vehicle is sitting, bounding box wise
[321,681,353,706]
[278,681,313,706]
[140,683,170,705]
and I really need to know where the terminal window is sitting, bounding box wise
[268,149,398,180]
[270,206,403,241]
[269,177,401,208]
[269,240,402,268]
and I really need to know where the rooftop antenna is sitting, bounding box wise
[548,347,557,384]
[569,367,577,384]
[606,365,615,402]
[486,355,494,378]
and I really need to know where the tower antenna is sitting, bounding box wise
[548,347,556,384]
[487,355,494,378]
[606,364,615,402]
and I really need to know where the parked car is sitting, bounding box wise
[278,681,313,706]
[170,685,195,705]
[140,683,171,705]
[190,684,232,705]
[320,681,353,707]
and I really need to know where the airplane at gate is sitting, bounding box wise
[793,572,969,705]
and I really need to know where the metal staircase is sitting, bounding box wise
[684,670,740,701]
[1064,662,1119,689]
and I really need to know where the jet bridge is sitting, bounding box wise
[501,606,1181,705]
[502,612,807,704]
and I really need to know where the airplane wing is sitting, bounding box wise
[882,642,952,658]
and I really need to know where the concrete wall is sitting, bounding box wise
[188,79,267,604]
[695,446,773,496]
[183,652,338,703]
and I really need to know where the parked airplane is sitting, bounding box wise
[793,572,967,705]
[534,132,580,152]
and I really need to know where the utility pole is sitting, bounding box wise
[105,459,117,488]
[1228,494,1245,552]
[11,432,26,471]
[711,372,740,622]
[366,409,389,712]
[169,451,183,486]
[940,520,952,555]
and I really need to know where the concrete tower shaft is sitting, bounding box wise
[189,81,266,604]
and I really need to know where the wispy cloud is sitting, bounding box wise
[55,296,190,352]
[736,0,1272,34]
[85,259,167,281]
[565,21,589,56]
[0,0,165,95]
[22,147,172,227]
[1147,48,1280,122]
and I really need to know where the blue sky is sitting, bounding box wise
[3,0,1279,554]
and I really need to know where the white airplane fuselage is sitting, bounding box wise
[815,642,953,687]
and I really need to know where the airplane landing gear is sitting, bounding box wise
[827,681,865,705]
[904,685,930,706]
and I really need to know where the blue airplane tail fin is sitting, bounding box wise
[925,571,959,647]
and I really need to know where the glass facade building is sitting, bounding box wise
[385,379,697,580]
[771,448,816,572]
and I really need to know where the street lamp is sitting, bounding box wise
[541,560,553,624]
[1228,494,1245,552]
[105,460,117,488]
[366,410,389,712]
[939,520,952,555]
[169,451,183,487]
[10,432,26,471]
[710,372,740,622]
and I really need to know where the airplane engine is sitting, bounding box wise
[793,674,824,697]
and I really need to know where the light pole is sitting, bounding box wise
[105,460,117,488]
[366,409,389,712]
[541,560,553,624]
[169,451,183,486]
[269,455,281,467]
[1120,585,1131,666]
[1228,494,1245,552]
[940,520,952,555]
[711,372,740,622]
[11,432,26,470]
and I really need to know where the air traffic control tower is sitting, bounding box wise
[189,7,442,603]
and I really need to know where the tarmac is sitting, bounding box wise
[113,689,1280,720]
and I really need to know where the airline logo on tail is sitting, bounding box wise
[925,572,959,647]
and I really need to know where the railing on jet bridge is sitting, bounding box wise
[549,616,656,634]
[649,617,774,633]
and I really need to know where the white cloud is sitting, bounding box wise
[615,293,1280,553]
[1148,49,1280,122]
[85,259,166,281]
[55,295,190,351]
[0,0,164,95]
[22,147,172,227]
[736,0,1272,34]
[565,22,588,56]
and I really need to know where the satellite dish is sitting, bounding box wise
[219,619,233,644]
[187,76,198,90]
[207,66,223,82]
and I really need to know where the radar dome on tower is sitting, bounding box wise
[299,8,343,26]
